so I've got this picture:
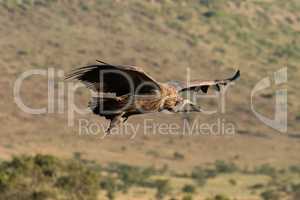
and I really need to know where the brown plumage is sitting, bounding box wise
[66,60,240,133]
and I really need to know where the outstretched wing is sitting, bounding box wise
[65,60,161,96]
[178,70,240,93]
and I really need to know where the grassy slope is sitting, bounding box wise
[0,0,299,179]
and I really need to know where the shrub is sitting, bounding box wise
[292,183,300,200]
[56,160,100,199]
[100,176,117,200]
[173,152,185,160]
[182,184,196,193]
[0,155,101,200]
[182,194,193,200]
[214,194,231,200]
[249,183,264,190]
[203,11,216,18]
[206,194,231,200]
[107,163,156,189]
[228,179,237,186]
[214,160,238,173]
[199,0,214,7]
[155,179,172,200]
[260,189,280,200]
[254,164,277,177]
[289,165,300,174]
[191,166,217,186]
[73,152,82,160]
[34,154,59,177]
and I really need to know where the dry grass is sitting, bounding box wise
[0,0,300,199]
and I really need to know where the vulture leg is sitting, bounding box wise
[106,112,125,133]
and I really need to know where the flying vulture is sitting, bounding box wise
[66,60,240,133]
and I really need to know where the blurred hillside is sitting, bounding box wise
[0,0,300,199]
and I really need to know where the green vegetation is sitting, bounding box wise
[100,176,118,200]
[214,160,238,174]
[182,184,196,193]
[155,179,172,200]
[253,164,277,177]
[1,155,300,199]
[260,189,280,200]
[190,160,238,186]
[0,0,54,8]
[173,151,185,160]
[191,166,216,186]
[106,162,157,189]
[0,154,100,200]
[228,178,237,186]
[182,194,194,200]
[206,194,231,200]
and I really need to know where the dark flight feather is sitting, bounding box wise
[66,62,161,96]
[178,70,240,93]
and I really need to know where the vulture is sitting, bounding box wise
[66,60,240,133]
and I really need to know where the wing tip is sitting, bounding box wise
[64,73,75,81]
[96,59,111,65]
[229,69,240,81]
[64,63,102,81]
[64,75,74,81]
